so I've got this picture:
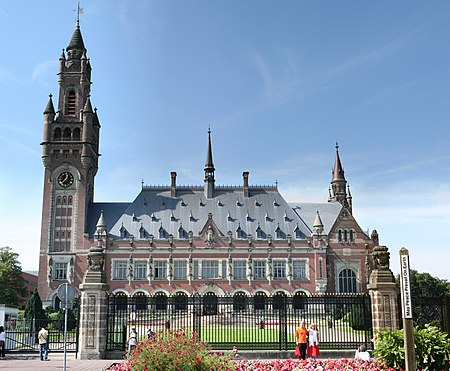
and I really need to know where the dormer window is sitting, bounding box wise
[275,225,283,239]
[66,90,76,115]
[178,225,187,239]
[236,225,245,239]
[294,225,305,239]
[256,225,264,239]
[119,225,128,239]
[139,225,147,239]
[158,225,166,239]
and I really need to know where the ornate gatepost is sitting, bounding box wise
[78,236,109,359]
[367,246,400,340]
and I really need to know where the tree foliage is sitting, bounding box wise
[0,246,28,307]
[396,270,450,296]
[24,290,47,321]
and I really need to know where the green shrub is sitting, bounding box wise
[126,328,236,371]
[342,304,371,330]
[374,324,450,371]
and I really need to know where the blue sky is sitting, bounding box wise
[1,1,450,280]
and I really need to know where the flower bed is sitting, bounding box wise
[108,357,397,371]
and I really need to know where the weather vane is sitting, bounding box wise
[74,2,84,26]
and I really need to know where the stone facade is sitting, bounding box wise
[38,24,378,310]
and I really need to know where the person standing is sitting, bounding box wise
[0,326,6,357]
[306,323,320,358]
[38,326,49,361]
[295,321,308,360]
[127,327,138,352]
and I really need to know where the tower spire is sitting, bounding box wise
[204,127,215,198]
[329,142,348,208]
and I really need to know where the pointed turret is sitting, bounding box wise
[329,143,348,208]
[67,24,85,53]
[204,128,215,198]
[44,94,55,115]
[313,211,324,236]
[95,211,107,239]
[346,184,353,214]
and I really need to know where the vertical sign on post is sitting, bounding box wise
[57,283,76,371]
[399,248,416,371]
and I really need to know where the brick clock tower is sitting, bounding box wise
[38,23,100,305]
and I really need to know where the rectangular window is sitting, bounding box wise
[273,260,286,279]
[54,262,67,280]
[194,260,199,279]
[154,260,167,280]
[201,260,219,279]
[113,260,127,280]
[293,260,307,279]
[253,260,266,280]
[233,261,246,279]
[319,259,323,279]
[134,261,147,280]
[221,260,227,278]
[174,261,187,280]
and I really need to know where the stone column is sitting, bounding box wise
[367,246,400,337]
[78,241,109,359]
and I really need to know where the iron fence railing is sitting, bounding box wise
[106,293,372,352]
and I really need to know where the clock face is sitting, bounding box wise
[57,171,74,188]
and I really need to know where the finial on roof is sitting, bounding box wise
[76,2,83,28]
[44,94,55,115]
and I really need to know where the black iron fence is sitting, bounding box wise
[4,318,78,354]
[106,293,372,352]
[399,294,450,336]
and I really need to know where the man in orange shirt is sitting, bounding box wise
[295,321,308,360]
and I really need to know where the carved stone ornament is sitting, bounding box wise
[373,245,390,270]
[87,245,105,271]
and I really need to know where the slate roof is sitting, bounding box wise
[87,186,343,241]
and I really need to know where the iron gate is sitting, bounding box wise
[106,293,372,352]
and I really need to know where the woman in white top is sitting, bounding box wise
[355,344,371,361]
[306,323,320,358]
[0,326,5,357]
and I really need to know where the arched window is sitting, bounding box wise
[349,230,354,242]
[338,268,357,293]
[54,128,62,140]
[344,230,348,242]
[293,292,306,310]
[174,292,188,311]
[134,292,147,311]
[115,292,128,312]
[68,196,73,205]
[272,292,286,311]
[66,90,76,115]
[155,292,168,311]
[233,291,248,312]
[338,230,342,242]
[254,292,267,311]
[63,128,71,140]
[73,127,81,140]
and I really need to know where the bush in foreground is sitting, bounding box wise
[121,329,235,371]
[374,324,450,371]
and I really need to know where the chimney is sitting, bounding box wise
[171,172,177,197]
[243,171,249,198]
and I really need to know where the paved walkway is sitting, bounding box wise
[0,354,121,371]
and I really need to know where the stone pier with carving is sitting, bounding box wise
[368,245,400,336]
[78,240,109,359]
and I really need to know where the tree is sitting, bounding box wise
[396,270,450,296]
[0,246,28,307]
[24,290,47,321]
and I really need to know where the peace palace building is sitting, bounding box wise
[38,24,378,308]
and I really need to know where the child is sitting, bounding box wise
[306,323,320,358]
[233,345,239,358]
